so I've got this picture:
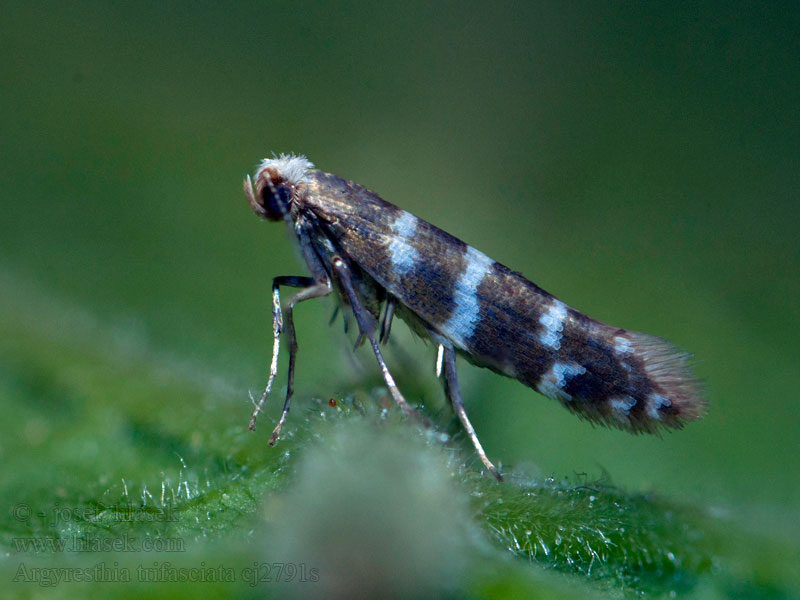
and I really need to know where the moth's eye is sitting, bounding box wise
[260,184,292,221]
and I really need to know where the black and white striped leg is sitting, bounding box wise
[249,276,311,430]
[442,345,503,481]
[331,256,430,428]
[249,275,332,446]
[270,280,332,445]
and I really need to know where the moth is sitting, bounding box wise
[244,154,705,480]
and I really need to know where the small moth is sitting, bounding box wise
[244,154,705,480]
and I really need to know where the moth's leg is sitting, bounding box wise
[249,276,314,430]
[442,345,503,481]
[353,331,365,351]
[249,276,332,443]
[379,298,396,344]
[268,279,332,446]
[435,344,445,378]
[328,305,339,326]
[331,257,430,428]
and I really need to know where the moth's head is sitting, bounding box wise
[244,154,314,221]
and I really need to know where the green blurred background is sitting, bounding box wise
[2,1,798,596]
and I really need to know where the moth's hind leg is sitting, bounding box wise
[442,345,503,481]
[331,257,430,428]
[250,275,331,445]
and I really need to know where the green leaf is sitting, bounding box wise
[1,271,798,599]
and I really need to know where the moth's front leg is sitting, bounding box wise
[250,275,332,446]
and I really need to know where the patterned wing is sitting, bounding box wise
[305,170,704,432]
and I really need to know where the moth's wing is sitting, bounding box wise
[307,171,704,432]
